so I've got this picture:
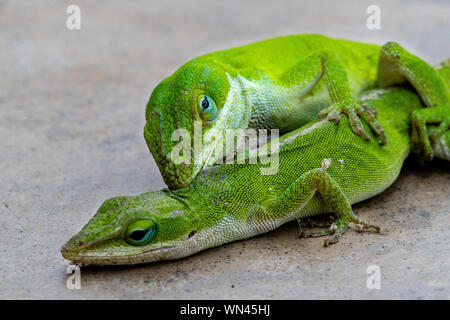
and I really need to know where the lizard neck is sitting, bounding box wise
[243,76,330,133]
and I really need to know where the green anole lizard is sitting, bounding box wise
[145,34,449,189]
[61,60,449,265]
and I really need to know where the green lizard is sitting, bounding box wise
[61,61,449,265]
[145,34,449,189]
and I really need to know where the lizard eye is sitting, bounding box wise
[125,219,157,246]
[198,95,217,121]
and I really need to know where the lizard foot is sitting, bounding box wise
[299,217,348,246]
[297,213,335,239]
[298,213,335,229]
[299,216,381,247]
[318,99,386,145]
[411,107,449,163]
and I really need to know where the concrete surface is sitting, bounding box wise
[0,0,449,299]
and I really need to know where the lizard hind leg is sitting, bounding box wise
[377,42,449,109]
[314,160,380,246]
[411,106,450,162]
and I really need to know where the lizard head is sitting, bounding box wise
[144,58,250,189]
[60,189,223,265]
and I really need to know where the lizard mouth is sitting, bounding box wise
[61,244,178,266]
[157,131,222,189]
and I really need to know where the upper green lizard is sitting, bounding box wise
[61,61,449,265]
[145,34,449,189]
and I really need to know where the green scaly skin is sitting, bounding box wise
[145,34,449,189]
[61,63,449,265]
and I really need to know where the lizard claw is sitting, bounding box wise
[319,100,386,145]
[410,108,448,162]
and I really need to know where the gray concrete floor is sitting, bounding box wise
[0,0,449,299]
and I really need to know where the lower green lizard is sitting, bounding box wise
[61,61,449,265]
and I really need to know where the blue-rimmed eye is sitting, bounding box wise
[125,219,157,246]
[198,95,217,121]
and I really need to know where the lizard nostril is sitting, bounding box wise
[186,230,196,239]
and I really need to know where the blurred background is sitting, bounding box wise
[0,0,449,299]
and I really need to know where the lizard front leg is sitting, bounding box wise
[268,159,380,247]
[280,50,386,144]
